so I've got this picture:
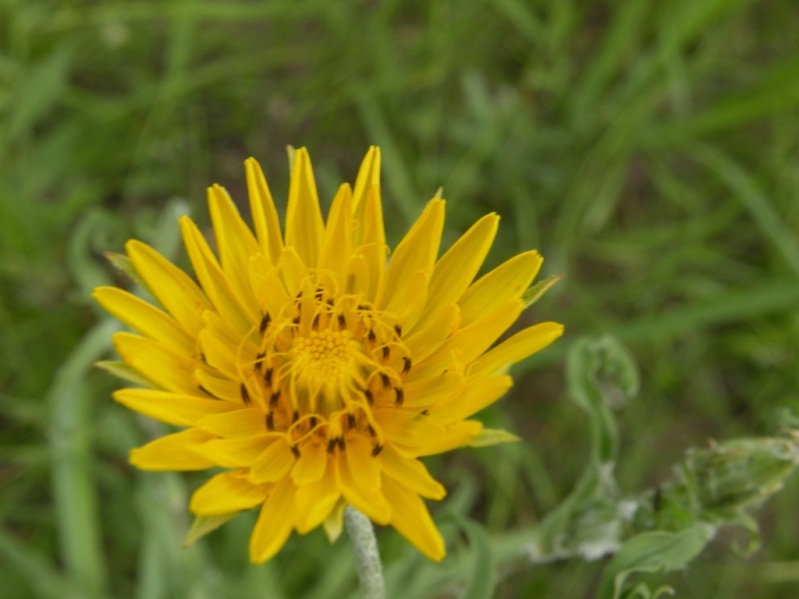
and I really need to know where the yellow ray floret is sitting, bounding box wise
[94,146,563,563]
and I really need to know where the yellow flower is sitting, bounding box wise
[94,147,563,563]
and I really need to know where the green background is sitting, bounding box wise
[1,0,798,597]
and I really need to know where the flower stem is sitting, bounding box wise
[344,506,386,599]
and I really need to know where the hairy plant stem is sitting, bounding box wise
[344,506,386,599]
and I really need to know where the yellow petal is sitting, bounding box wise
[401,372,463,410]
[427,375,512,423]
[207,184,261,309]
[190,471,266,515]
[351,146,381,224]
[374,409,446,449]
[458,250,542,326]
[199,408,270,438]
[409,299,524,381]
[129,428,216,471]
[469,322,565,376]
[293,464,340,534]
[249,478,295,563]
[284,147,325,268]
[382,475,445,561]
[250,438,296,483]
[412,213,498,334]
[318,183,353,278]
[180,216,256,334]
[113,389,238,427]
[355,186,387,301]
[291,440,328,485]
[113,332,198,395]
[377,199,444,311]
[125,240,212,335]
[195,436,271,468]
[336,457,391,525]
[379,444,445,499]
[403,304,459,365]
[345,435,381,492]
[415,420,483,457]
[245,157,284,265]
[93,287,195,357]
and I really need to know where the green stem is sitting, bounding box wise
[344,506,386,599]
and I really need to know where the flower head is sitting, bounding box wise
[94,147,563,562]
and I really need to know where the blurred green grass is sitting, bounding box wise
[1,0,798,597]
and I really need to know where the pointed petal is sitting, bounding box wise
[412,213,499,334]
[245,157,284,265]
[351,146,381,221]
[409,299,524,381]
[374,409,445,448]
[113,389,238,427]
[293,464,339,534]
[379,444,445,499]
[284,147,324,268]
[207,184,261,308]
[190,471,267,515]
[415,420,483,457]
[336,457,391,525]
[113,332,198,395]
[93,287,195,356]
[378,199,444,310]
[180,216,256,334]
[125,240,212,335]
[469,322,564,376]
[195,436,271,468]
[249,478,295,563]
[318,183,353,277]
[199,408,271,438]
[459,250,543,326]
[250,438,296,483]
[427,375,512,423]
[345,435,381,492]
[382,475,445,561]
[129,428,216,471]
[291,440,328,485]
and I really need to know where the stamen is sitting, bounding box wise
[401,356,412,375]
[259,313,271,335]
[264,367,273,386]
[198,385,218,399]
[269,390,281,408]
[347,413,356,429]
[381,345,390,360]
[240,383,251,406]
[364,389,374,405]
[393,324,402,337]
[290,445,301,458]
[379,372,391,388]
[265,413,274,430]
[337,314,346,329]
[394,386,404,407]
[371,443,383,457]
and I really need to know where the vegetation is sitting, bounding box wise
[1,0,798,597]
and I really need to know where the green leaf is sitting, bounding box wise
[95,360,152,388]
[183,513,239,548]
[468,428,520,447]
[598,526,713,599]
[522,274,562,307]
[458,518,496,599]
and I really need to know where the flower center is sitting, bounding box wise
[289,329,366,415]
[237,281,413,456]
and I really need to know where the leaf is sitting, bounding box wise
[458,518,496,599]
[468,428,520,447]
[95,360,152,388]
[183,513,239,548]
[104,252,154,296]
[598,526,713,599]
[522,274,562,308]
